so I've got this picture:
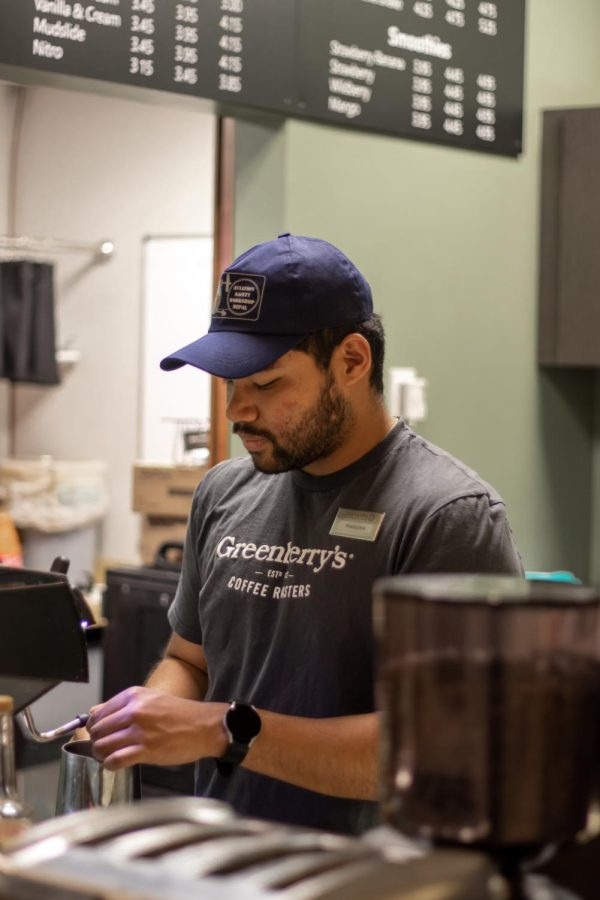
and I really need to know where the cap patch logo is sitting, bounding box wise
[213,271,266,321]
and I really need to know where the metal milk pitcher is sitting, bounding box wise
[56,740,141,815]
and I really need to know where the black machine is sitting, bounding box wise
[0,561,94,769]
[102,543,195,795]
[0,563,89,714]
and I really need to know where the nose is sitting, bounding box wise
[225,382,258,423]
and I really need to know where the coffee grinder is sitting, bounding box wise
[374,574,600,899]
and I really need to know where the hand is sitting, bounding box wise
[87,686,227,771]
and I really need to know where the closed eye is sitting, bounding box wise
[254,378,280,391]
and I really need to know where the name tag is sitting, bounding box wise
[329,508,385,542]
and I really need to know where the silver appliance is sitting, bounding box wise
[0,797,499,899]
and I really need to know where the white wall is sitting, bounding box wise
[0,83,215,565]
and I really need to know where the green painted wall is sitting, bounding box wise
[233,0,600,580]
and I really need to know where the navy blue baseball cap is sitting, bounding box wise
[160,233,373,379]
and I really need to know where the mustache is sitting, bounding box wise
[233,423,275,441]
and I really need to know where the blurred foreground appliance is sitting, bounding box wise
[374,574,600,898]
[0,797,500,900]
[102,544,194,794]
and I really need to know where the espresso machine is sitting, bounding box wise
[0,562,90,718]
[0,573,599,899]
[0,562,142,813]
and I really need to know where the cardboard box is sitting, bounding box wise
[139,516,188,567]
[132,462,207,517]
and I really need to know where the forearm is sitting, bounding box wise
[243,710,380,801]
[89,687,380,801]
[145,654,208,700]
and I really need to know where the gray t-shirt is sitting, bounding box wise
[168,420,523,834]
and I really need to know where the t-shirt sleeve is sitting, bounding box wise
[167,487,204,645]
[402,493,524,575]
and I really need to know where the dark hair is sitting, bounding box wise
[294,313,385,395]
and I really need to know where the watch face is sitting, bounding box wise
[226,703,261,742]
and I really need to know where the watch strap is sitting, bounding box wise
[216,740,251,777]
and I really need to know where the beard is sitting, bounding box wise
[233,373,355,474]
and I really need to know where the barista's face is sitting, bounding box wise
[226,350,355,474]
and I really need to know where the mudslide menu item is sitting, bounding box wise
[0,0,525,156]
[2,0,296,111]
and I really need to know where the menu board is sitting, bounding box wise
[0,0,526,156]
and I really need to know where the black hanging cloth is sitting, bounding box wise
[0,260,60,385]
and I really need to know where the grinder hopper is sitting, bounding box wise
[373,574,600,853]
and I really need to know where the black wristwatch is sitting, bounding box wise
[216,700,262,777]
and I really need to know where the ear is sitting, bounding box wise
[333,333,372,388]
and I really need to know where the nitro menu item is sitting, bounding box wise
[1,0,296,110]
[0,0,525,156]
[380,653,600,848]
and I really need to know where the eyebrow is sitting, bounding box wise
[257,361,284,373]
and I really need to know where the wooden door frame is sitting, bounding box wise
[209,116,236,466]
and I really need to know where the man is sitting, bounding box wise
[89,233,523,835]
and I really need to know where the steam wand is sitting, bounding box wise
[17,708,90,743]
